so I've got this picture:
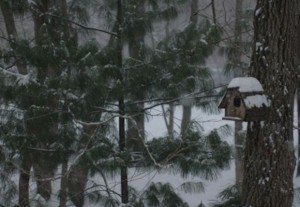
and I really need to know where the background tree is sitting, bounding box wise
[0,1,246,206]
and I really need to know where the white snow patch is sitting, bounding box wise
[244,94,269,108]
[228,77,264,93]
[255,8,262,16]
[256,42,262,51]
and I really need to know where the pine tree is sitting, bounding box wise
[0,0,108,205]
[0,1,237,206]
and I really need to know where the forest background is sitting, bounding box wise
[1,0,298,207]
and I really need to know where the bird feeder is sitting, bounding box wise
[218,77,269,121]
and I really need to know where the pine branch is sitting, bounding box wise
[96,84,226,115]
[194,2,212,15]
[74,115,117,127]
[45,13,118,37]
[0,35,10,42]
[123,114,163,168]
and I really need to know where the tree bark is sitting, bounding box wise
[117,0,128,204]
[162,104,175,139]
[59,158,68,207]
[29,0,70,202]
[211,0,216,24]
[163,2,174,139]
[18,151,32,207]
[242,1,299,206]
[0,0,27,74]
[127,0,146,150]
[180,104,192,139]
[295,7,300,177]
[180,0,199,139]
[67,160,88,207]
[233,0,244,189]
[297,84,300,176]
[190,0,198,24]
[234,121,243,188]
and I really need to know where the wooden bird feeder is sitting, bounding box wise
[218,77,269,121]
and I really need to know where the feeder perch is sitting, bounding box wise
[218,77,269,121]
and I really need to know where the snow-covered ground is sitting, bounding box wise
[66,107,236,207]
[13,105,300,207]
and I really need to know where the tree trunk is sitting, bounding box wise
[163,2,174,139]
[32,152,54,201]
[127,0,146,150]
[297,84,300,176]
[190,0,198,24]
[168,104,175,138]
[180,104,192,138]
[59,158,68,207]
[211,0,216,24]
[127,102,145,150]
[0,1,30,205]
[233,0,244,189]
[162,104,175,139]
[18,151,32,207]
[295,9,300,177]
[67,123,99,207]
[234,121,243,188]
[180,0,198,139]
[0,0,27,74]
[117,0,128,204]
[67,160,88,207]
[30,0,68,201]
[232,0,243,76]
[242,1,299,206]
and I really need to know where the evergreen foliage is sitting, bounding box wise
[0,0,236,206]
[151,20,221,99]
[211,185,241,207]
[145,123,231,179]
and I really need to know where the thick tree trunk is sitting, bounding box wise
[0,0,27,74]
[180,104,192,138]
[18,151,32,207]
[180,0,199,139]
[67,125,96,207]
[0,1,30,205]
[295,10,300,177]
[127,102,145,150]
[242,1,299,206]
[59,158,68,207]
[32,153,54,201]
[127,0,146,150]
[30,0,69,202]
[67,160,88,207]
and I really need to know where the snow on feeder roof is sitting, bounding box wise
[218,77,269,121]
[227,77,264,93]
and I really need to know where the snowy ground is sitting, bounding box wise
[88,107,236,207]
[13,105,300,207]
